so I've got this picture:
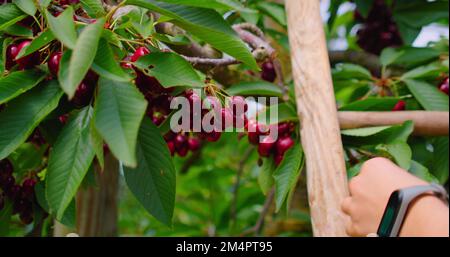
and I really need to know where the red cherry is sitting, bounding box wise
[130,47,150,62]
[439,77,449,95]
[230,96,248,114]
[58,114,69,124]
[72,81,94,108]
[234,113,248,129]
[174,134,187,150]
[258,136,276,157]
[5,44,19,70]
[276,136,295,156]
[48,52,62,76]
[167,141,176,156]
[274,154,284,166]
[261,61,276,82]
[392,100,406,111]
[187,138,201,151]
[276,122,291,136]
[177,146,189,157]
[219,108,234,130]
[15,41,39,69]
[206,131,222,142]
[152,115,165,126]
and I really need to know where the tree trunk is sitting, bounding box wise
[76,154,120,237]
[285,0,349,236]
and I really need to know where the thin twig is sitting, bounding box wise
[180,144,204,174]
[241,186,275,236]
[233,23,266,39]
[230,147,255,229]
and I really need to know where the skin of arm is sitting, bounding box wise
[341,157,449,237]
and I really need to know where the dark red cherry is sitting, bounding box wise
[274,154,284,166]
[276,136,295,156]
[439,77,449,95]
[130,47,150,62]
[174,134,187,150]
[177,146,189,157]
[167,141,176,156]
[48,52,62,76]
[392,100,406,111]
[230,96,248,114]
[206,131,222,142]
[72,81,94,108]
[261,61,276,82]
[258,136,276,157]
[0,192,5,211]
[5,44,19,70]
[187,138,201,151]
[16,41,39,69]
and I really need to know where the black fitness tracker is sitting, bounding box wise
[377,183,449,237]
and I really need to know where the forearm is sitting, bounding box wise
[400,195,449,237]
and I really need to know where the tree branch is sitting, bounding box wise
[241,186,275,236]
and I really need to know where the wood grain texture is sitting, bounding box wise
[285,0,349,236]
[339,111,449,136]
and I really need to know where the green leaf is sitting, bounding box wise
[0,81,63,160]
[123,118,176,226]
[0,3,26,31]
[46,107,96,219]
[0,70,46,104]
[256,2,286,26]
[340,97,403,111]
[380,48,405,67]
[127,0,258,70]
[135,52,203,88]
[273,143,303,212]
[156,0,255,13]
[258,103,298,125]
[35,182,76,228]
[258,157,275,195]
[94,78,148,168]
[401,62,447,80]
[12,0,36,16]
[409,160,439,183]
[92,39,131,82]
[332,63,373,81]
[377,141,412,170]
[64,19,105,98]
[80,0,106,18]
[90,121,104,170]
[15,30,55,59]
[404,79,449,111]
[341,126,392,137]
[227,81,283,97]
[0,200,12,236]
[8,143,46,175]
[45,7,77,49]
[430,137,449,184]
[343,121,414,146]
[3,23,33,37]
[354,0,374,17]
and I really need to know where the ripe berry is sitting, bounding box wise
[15,41,39,69]
[229,96,248,113]
[258,136,276,157]
[276,136,295,156]
[206,130,222,142]
[187,138,201,151]
[5,44,19,70]
[152,115,165,126]
[177,146,189,157]
[274,154,284,166]
[19,212,33,225]
[392,100,406,111]
[130,47,150,62]
[439,77,449,95]
[72,81,94,108]
[6,184,21,200]
[58,114,69,124]
[174,134,187,150]
[22,178,36,200]
[0,159,13,175]
[167,141,176,156]
[261,61,276,82]
[219,108,234,130]
[48,52,62,76]
[234,113,248,129]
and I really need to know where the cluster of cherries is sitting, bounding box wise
[355,0,403,55]
[393,76,449,111]
[0,159,40,224]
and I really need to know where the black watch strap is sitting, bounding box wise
[377,183,449,237]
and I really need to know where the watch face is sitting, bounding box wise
[377,191,403,237]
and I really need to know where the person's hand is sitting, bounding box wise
[341,157,430,237]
